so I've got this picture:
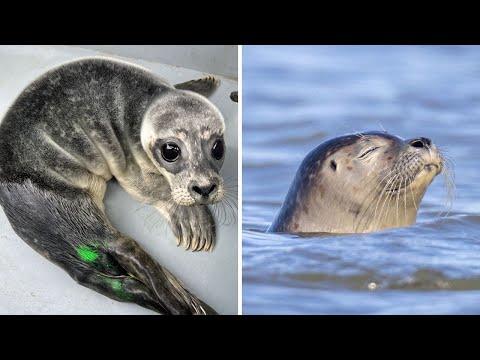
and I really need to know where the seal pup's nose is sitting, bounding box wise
[408,137,432,148]
[190,183,217,198]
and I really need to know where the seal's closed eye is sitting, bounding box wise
[358,146,379,159]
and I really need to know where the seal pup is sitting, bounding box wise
[0,57,229,314]
[268,131,451,234]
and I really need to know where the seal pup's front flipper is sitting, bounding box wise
[174,76,220,98]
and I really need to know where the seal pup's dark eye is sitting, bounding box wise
[358,147,379,159]
[212,140,225,160]
[161,143,181,162]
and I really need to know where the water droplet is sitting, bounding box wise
[368,282,378,290]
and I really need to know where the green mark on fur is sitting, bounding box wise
[105,278,122,291]
[77,246,99,263]
[104,277,133,301]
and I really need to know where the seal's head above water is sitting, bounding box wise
[268,131,449,234]
[141,90,226,206]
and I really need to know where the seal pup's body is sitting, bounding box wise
[0,57,227,314]
[269,131,446,234]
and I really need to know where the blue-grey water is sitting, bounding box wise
[242,45,480,314]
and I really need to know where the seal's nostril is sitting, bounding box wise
[410,139,424,148]
[208,184,217,195]
[192,184,216,197]
[410,140,424,148]
[422,137,432,146]
[409,137,432,148]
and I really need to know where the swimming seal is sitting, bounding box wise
[268,131,447,234]
[0,57,228,314]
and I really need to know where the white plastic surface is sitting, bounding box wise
[74,45,238,79]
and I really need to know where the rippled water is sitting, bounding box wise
[242,45,480,314]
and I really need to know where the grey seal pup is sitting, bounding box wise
[269,131,450,234]
[0,57,229,314]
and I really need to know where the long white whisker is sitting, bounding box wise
[373,172,400,229]
[403,176,408,225]
[355,166,399,232]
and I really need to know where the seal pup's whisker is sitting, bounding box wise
[371,176,392,229]
[133,203,151,214]
[342,122,366,139]
[143,206,161,231]
[374,171,400,229]
[395,174,402,227]
[377,121,387,133]
[403,176,408,225]
[372,172,395,229]
[355,165,398,232]
[361,159,413,231]
[409,176,418,212]
[382,173,402,228]
[221,195,238,226]
[354,130,366,139]
[438,157,456,218]
[394,175,402,227]
[210,179,238,227]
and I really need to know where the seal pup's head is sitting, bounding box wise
[269,131,452,234]
[141,89,225,206]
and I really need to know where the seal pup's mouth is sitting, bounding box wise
[384,162,441,194]
[385,183,410,193]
